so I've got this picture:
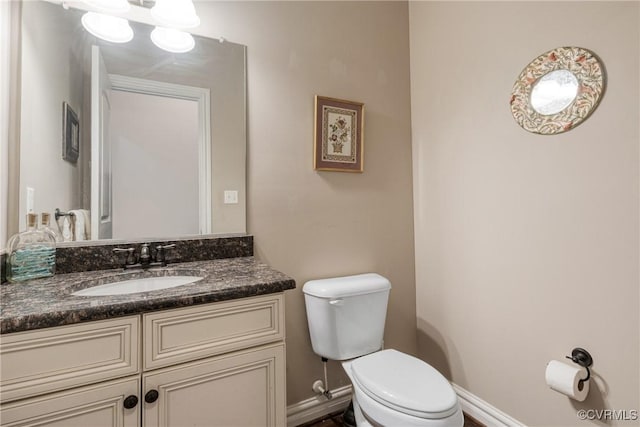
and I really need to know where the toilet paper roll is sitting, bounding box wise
[545,360,589,401]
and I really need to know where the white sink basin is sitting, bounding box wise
[72,276,203,296]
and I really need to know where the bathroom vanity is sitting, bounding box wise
[0,249,295,427]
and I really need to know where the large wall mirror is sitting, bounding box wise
[14,0,246,244]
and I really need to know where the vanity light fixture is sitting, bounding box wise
[81,12,134,44]
[80,0,131,14]
[150,26,195,53]
[76,0,201,51]
[151,0,201,29]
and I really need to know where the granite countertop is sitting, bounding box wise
[1,257,296,334]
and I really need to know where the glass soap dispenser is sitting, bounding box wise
[6,213,56,282]
[40,212,62,243]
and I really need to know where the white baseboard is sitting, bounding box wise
[287,385,352,427]
[286,382,524,427]
[452,383,525,427]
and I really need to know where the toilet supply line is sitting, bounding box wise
[312,357,333,400]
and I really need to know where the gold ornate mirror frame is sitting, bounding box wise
[510,46,605,135]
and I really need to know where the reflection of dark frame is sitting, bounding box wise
[62,102,79,163]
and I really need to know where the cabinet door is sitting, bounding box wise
[0,376,140,427]
[142,343,285,427]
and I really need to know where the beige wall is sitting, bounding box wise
[409,2,639,426]
[194,1,417,404]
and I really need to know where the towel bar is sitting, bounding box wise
[54,208,75,221]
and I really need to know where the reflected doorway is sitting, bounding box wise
[110,91,200,239]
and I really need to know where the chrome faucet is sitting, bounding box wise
[113,243,176,270]
[139,243,151,266]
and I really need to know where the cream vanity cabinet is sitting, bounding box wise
[0,293,286,426]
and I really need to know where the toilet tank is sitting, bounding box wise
[303,273,391,360]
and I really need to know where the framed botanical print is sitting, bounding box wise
[314,96,364,172]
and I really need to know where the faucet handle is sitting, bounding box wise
[113,247,136,267]
[154,244,176,264]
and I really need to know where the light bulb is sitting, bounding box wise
[150,27,195,53]
[151,0,201,29]
[81,12,133,44]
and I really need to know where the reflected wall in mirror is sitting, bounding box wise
[510,46,605,135]
[530,69,579,115]
[15,0,246,243]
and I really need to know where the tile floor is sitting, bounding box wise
[299,410,485,427]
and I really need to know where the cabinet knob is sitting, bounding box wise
[145,389,159,403]
[123,395,139,409]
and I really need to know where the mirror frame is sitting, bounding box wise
[510,46,605,135]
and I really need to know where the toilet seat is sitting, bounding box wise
[351,380,463,427]
[350,349,459,420]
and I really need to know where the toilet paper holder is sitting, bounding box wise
[565,347,593,383]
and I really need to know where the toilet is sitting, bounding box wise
[303,273,463,427]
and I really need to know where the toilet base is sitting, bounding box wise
[352,394,376,427]
[343,401,357,427]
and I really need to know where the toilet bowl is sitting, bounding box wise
[342,350,463,427]
[303,273,463,427]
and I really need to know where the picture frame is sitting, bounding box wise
[314,95,364,172]
[62,102,79,163]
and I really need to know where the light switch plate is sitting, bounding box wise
[26,187,35,212]
[224,190,238,204]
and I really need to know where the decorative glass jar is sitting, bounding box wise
[6,213,56,282]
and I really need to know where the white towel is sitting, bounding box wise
[61,215,73,242]
[69,209,91,241]
[79,209,91,240]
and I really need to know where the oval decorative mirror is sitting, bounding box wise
[510,46,605,135]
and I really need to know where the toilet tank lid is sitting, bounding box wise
[303,273,391,298]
